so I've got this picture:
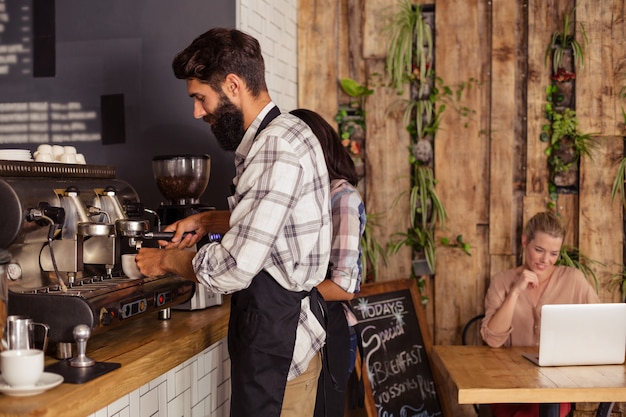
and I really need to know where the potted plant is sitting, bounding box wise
[540,86,597,191]
[385,0,432,96]
[544,7,588,75]
[388,163,446,276]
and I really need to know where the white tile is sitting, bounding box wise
[167,388,184,417]
[166,366,178,402]
[150,372,167,389]
[158,379,168,416]
[129,389,140,417]
[139,384,159,417]
[175,363,192,396]
[196,372,211,404]
[107,395,130,416]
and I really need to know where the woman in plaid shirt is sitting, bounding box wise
[290,109,366,417]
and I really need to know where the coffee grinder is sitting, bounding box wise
[152,154,223,309]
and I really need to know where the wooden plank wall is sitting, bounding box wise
[298,1,625,414]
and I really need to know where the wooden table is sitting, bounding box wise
[431,345,626,417]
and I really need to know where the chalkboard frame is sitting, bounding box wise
[350,278,448,417]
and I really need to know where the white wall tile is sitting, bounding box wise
[238,0,299,110]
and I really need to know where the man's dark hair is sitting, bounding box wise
[172,27,268,97]
[290,108,359,186]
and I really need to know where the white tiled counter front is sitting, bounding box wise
[90,339,231,417]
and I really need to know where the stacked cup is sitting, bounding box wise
[33,144,87,164]
[1,316,49,389]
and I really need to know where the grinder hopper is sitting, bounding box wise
[152,155,211,206]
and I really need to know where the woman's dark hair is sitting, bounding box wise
[172,27,268,97]
[290,108,359,186]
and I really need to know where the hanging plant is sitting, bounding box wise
[385,0,433,95]
[544,7,588,74]
[385,0,473,295]
[540,86,597,190]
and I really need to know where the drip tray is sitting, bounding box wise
[46,360,121,384]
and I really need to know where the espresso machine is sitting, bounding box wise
[0,160,195,358]
[152,154,223,310]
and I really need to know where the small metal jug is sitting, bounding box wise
[3,315,49,351]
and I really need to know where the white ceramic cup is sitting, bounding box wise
[35,152,54,162]
[1,349,44,388]
[122,254,143,279]
[37,144,52,155]
[60,153,77,164]
[52,145,65,160]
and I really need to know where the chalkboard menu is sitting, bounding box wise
[350,279,444,417]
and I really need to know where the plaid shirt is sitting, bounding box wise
[193,103,331,380]
[329,179,365,294]
[329,179,366,326]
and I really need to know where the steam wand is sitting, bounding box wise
[26,203,68,292]
[46,223,68,293]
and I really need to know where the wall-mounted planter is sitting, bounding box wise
[413,257,434,276]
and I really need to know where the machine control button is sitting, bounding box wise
[155,291,172,306]
[120,298,147,319]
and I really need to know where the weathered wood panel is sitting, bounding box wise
[338,0,366,96]
[556,194,579,247]
[298,0,339,123]
[489,0,521,256]
[433,0,488,348]
[577,1,625,306]
[577,1,625,136]
[579,137,624,302]
[363,59,413,282]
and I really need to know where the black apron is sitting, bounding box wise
[313,300,350,417]
[228,106,326,417]
[229,270,324,416]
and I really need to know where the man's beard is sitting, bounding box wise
[206,94,245,152]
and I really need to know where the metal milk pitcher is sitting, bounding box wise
[3,315,49,351]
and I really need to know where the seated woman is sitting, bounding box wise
[480,211,600,417]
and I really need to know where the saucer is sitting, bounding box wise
[0,372,64,396]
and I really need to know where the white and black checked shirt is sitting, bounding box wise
[193,103,332,380]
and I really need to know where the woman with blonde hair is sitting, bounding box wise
[481,211,600,417]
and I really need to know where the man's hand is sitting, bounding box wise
[159,212,208,249]
[135,247,197,281]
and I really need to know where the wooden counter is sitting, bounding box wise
[0,296,230,417]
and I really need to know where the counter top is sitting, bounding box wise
[0,296,230,417]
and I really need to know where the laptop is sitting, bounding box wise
[523,303,626,366]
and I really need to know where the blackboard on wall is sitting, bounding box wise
[350,279,446,417]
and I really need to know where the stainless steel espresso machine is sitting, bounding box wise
[0,160,195,358]
[152,154,223,310]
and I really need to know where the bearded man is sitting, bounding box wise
[136,27,332,417]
